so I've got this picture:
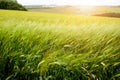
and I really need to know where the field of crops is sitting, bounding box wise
[0,10,120,80]
[27,6,120,16]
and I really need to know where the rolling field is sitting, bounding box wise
[0,10,120,80]
[26,6,120,16]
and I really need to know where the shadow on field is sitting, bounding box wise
[94,13,120,18]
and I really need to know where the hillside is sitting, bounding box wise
[26,6,120,17]
[0,10,120,80]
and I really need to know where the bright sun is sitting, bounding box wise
[73,0,101,15]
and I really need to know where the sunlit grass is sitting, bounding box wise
[0,10,120,80]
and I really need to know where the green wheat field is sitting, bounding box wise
[0,10,120,80]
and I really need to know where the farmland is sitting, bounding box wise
[0,10,120,80]
[26,6,120,16]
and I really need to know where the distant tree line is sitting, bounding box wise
[0,0,27,11]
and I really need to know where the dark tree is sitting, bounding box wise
[0,0,27,11]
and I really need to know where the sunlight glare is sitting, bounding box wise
[75,6,96,15]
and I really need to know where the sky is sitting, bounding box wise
[17,0,120,6]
